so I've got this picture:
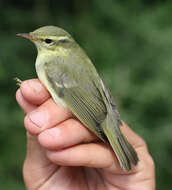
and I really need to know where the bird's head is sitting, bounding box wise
[17,26,77,55]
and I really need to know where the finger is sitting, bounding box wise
[20,79,50,105]
[24,98,72,135]
[38,118,98,150]
[120,122,155,174]
[46,138,154,175]
[23,132,58,190]
[16,89,37,113]
[46,142,122,172]
[24,132,50,168]
[121,122,147,150]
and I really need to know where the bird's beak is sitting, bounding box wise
[16,33,37,41]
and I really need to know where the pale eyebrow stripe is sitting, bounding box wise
[58,36,70,41]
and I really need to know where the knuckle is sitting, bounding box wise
[24,115,41,134]
[147,155,155,169]
[136,135,148,150]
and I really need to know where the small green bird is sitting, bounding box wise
[17,25,138,171]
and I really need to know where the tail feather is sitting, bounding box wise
[102,114,139,171]
[117,134,138,166]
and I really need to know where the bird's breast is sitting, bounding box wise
[35,55,67,107]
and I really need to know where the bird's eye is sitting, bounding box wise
[45,38,53,44]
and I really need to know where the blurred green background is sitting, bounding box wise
[0,0,172,189]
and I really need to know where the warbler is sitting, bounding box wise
[17,25,138,171]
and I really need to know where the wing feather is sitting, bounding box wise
[43,59,138,171]
[44,61,108,141]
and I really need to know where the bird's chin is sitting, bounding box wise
[34,42,45,52]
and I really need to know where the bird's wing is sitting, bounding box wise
[44,60,138,171]
[44,60,109,141]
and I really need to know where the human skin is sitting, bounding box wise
[16,79,155,190]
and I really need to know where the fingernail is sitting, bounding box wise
[28,80,43,94]
[28,110,48,128]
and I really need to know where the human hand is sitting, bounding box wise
[16,79,155,190]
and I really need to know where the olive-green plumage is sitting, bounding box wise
[17,25,139,171]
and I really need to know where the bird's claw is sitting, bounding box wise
[14,77,22,86]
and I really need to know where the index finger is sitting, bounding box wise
[20,79,50,105]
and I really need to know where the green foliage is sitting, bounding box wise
[0,0,172,189]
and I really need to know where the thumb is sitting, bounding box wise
[24,132,49,168]
[23,132,57,189]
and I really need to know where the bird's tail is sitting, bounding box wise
[102,114,139,171]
